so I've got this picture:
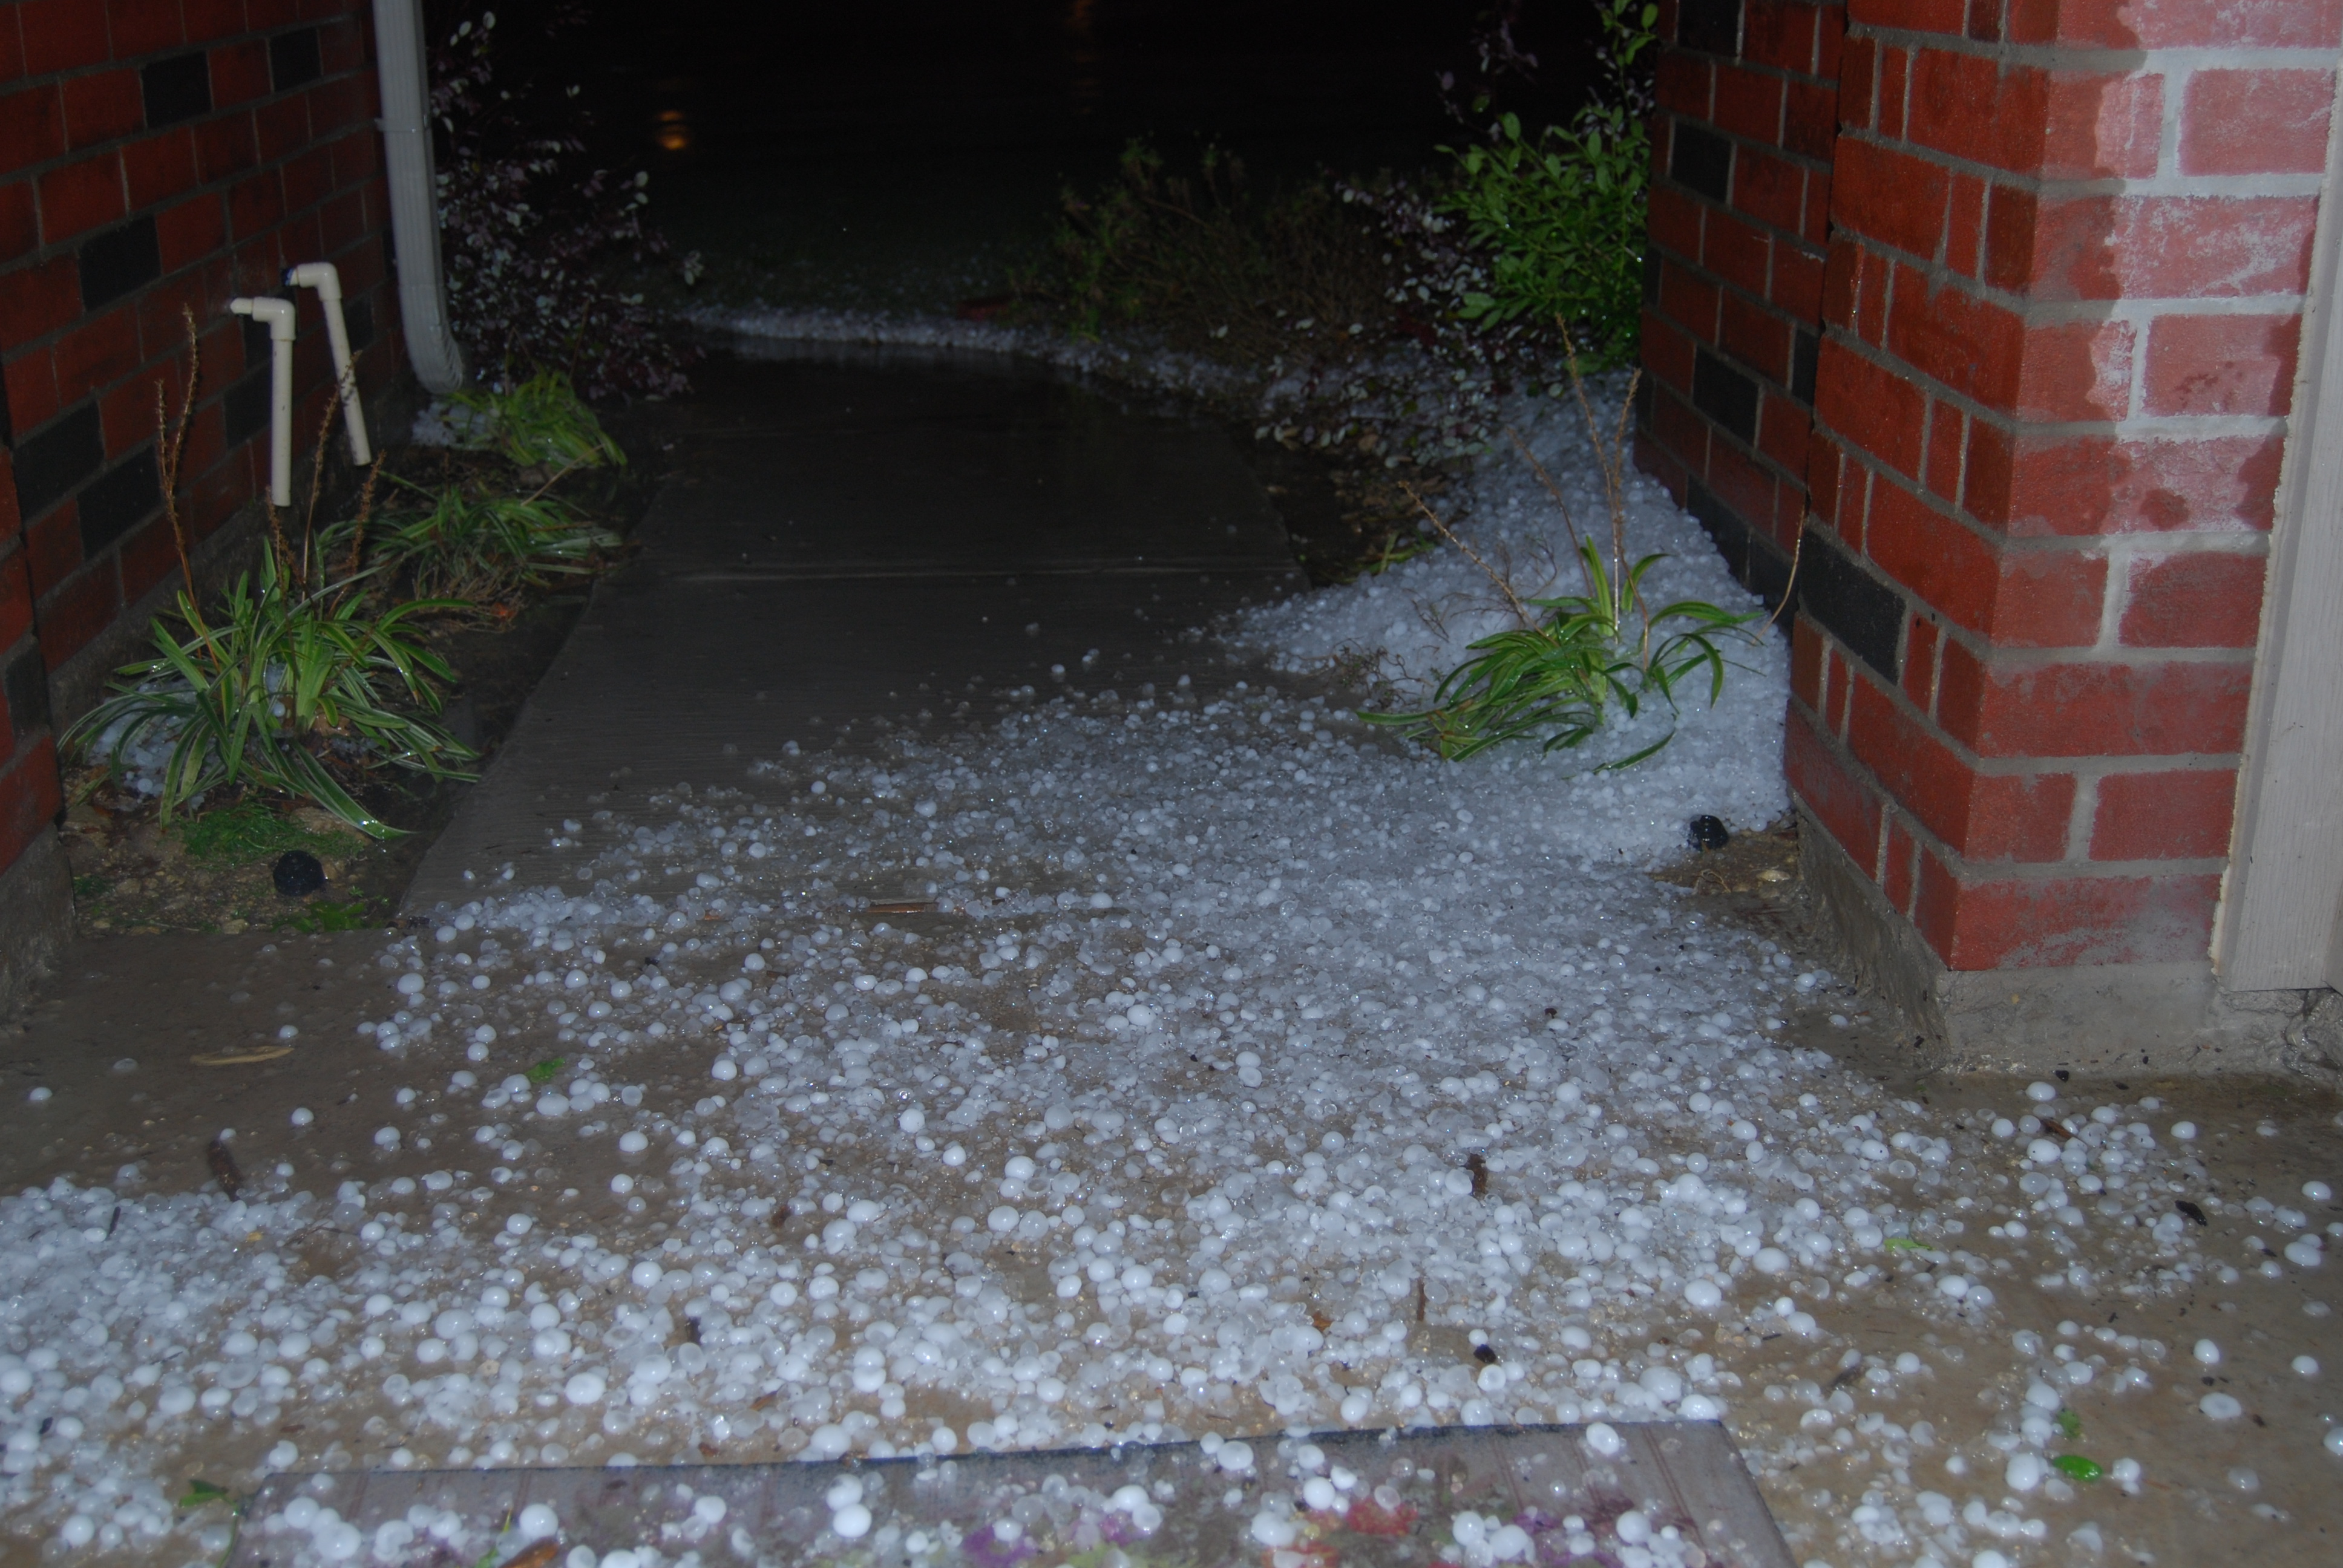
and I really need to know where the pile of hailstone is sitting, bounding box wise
[0,368,2289,1568]
[2,670,2266,1567]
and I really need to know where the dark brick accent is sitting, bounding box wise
[77,215,161,313]
[141,51,212,129]
[1693,348,1760,443]
[1798,526,1905,679]
[1687,481,1796,609]
[268,28,322,94]
[1679,0,1742,57]
[10,405,104,521]
[223,365,272,447]
[344,296,373,350]
[3,644,50,746]
[1670,122,1733,204]
[78,449,161,557]
[1792,328,1820,407]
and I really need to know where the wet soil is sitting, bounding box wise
[54,434,667,939]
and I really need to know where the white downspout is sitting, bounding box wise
[370,0,466,393]
[286,262,373,465]
[229,296,297,506]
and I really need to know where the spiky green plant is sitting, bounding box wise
[339,481,621,607]
[1380,536,1750,761]
[1368,345,1758,763]
[445,369,624,472]
[64,550,477,838]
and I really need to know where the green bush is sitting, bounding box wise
[64,550,477,838]
[1440,0,1657,369]
[336,482,621,610]
[444,370,625,474]
[1376,535,1750,761]
[1370,354,1758,763]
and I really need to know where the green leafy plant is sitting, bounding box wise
[526,1057,568,1085]
[64,311,479,838]
[445,369,624,474]
[65,550,479,837]
[1440,0,1658,368]
[1369,345,1755,763]
[1380,534,1746,761]
[2052,1454,2104,1482]
[336,480,621,608]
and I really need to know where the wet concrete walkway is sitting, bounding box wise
[404,342,1303,909]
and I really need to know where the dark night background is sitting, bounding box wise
[433,0,1611,313]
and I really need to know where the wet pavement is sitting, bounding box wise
[402,342,1304,911]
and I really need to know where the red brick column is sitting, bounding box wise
[1786,0,2339,1046]
[1640,0,1846,602]
[0,0,407,990]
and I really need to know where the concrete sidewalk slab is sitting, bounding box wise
[405,344,1303,910]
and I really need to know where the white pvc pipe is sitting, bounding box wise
[286,261,373,465]
[231,296,297,506]
[370,0,466,393]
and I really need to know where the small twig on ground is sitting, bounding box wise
[1399,480,1534,629]
[205,1135,243,1200]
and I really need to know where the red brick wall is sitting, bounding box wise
[1648,0,2340,978]
[1640,0,1844,604]
[0,0,401,881]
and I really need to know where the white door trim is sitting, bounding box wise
[2218,68,2343,993]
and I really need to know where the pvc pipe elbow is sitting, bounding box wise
[231,295,297,339]
[286,261,343,301]
[284,261,373,466]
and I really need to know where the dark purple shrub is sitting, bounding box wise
[428,4,695,400]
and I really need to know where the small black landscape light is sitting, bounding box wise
[272,849,326,897]
[1688,815,1731,852]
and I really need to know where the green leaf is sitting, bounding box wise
[2052,1454,2103,1483]
[179,1480,231,1508]
[526,1057,567,1086]
[2056,1408,2083,1439]
[62,547,477,838]
[1883,1236,1926,1252]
